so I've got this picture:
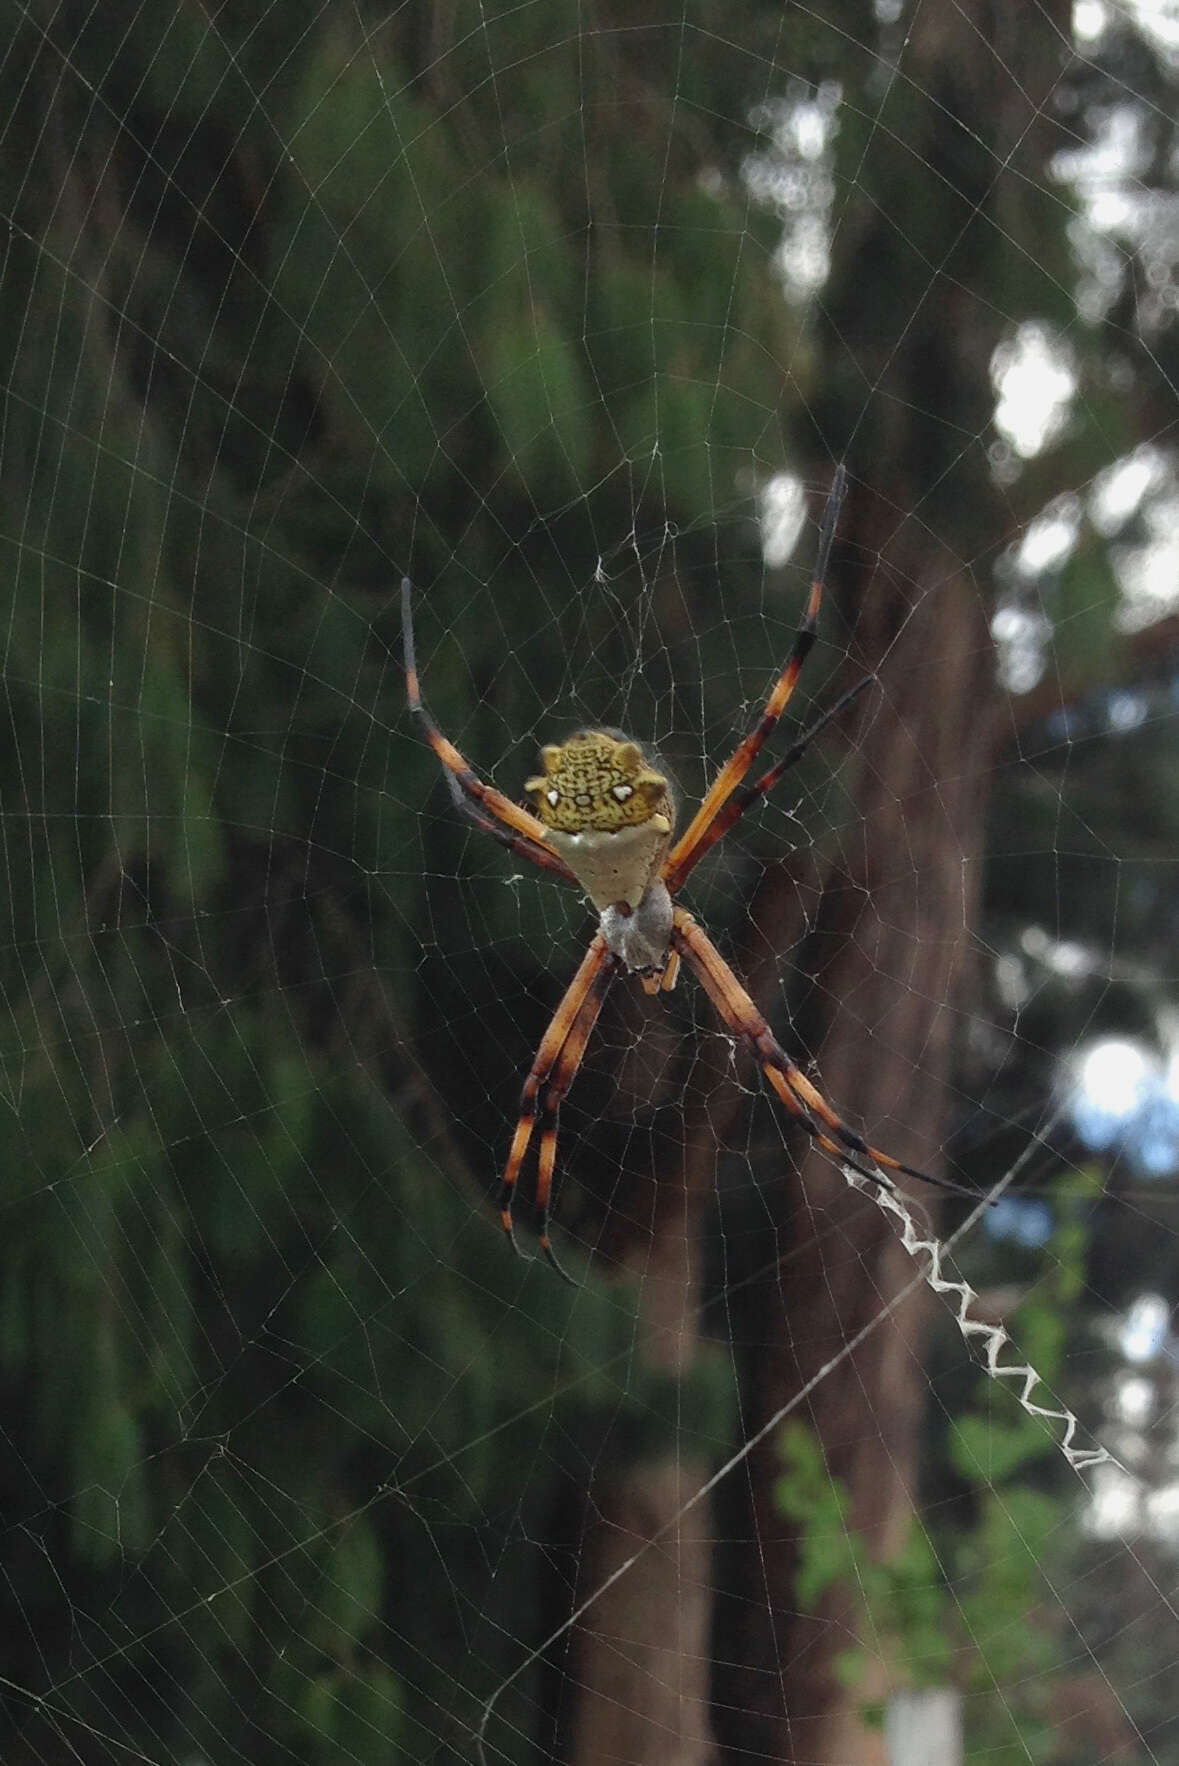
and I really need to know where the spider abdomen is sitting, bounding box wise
[600,878,673,974]
[545,820,670,912]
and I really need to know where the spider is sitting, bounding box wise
[403,467,980,1281]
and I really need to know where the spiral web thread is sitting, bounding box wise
[843,1169,1112,1476]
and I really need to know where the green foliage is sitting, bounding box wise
[776,1184,1097,1753]
[776,1421,953,1691]
[481,309,594,496]
[0,5,784,1757]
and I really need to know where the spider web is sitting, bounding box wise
[3,3,1179,1763]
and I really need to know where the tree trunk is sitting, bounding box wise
[719,490,997,1763]
[568,1147,718,1766]
[569,968,747,1766]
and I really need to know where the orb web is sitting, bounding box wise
[3,6,1179,1765]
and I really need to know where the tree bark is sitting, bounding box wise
[568,967,746,1766]
[568,1145,718,1766]
[719,489,997,1763]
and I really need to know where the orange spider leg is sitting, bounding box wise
[533,963,615,1283]
[671,908,884,1181]
[402,580,578,884]
[636,948,680,998]
[663,467,847,895]
[665,672,874,885]
[498,933,618,1265]
[671,907,984,1203]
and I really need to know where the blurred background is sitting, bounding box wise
[3,1,1179,1762]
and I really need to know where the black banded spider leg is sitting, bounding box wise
[402,580,578,884]
[666,670,876,883]
[672,907,983,1203]
[498,933,619,1281]
[532,960,618,1282]
[663,465,848,893]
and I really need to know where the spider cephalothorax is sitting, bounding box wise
[403,466,982,1280]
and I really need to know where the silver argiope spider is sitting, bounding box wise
[403,468,980,1281]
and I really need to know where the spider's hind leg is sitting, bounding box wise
[672,906,986,1206]
[532,974,611,1282]
[497,934,617,1276]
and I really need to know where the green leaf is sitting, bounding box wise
[949,1412,1052,1482]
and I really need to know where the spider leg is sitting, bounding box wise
[533,964,615,1283]
[663,672,874,887]
[662,466,846,894]
[402,579,578,884]
[671,907,987,1204]
[498,934,618,1270]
